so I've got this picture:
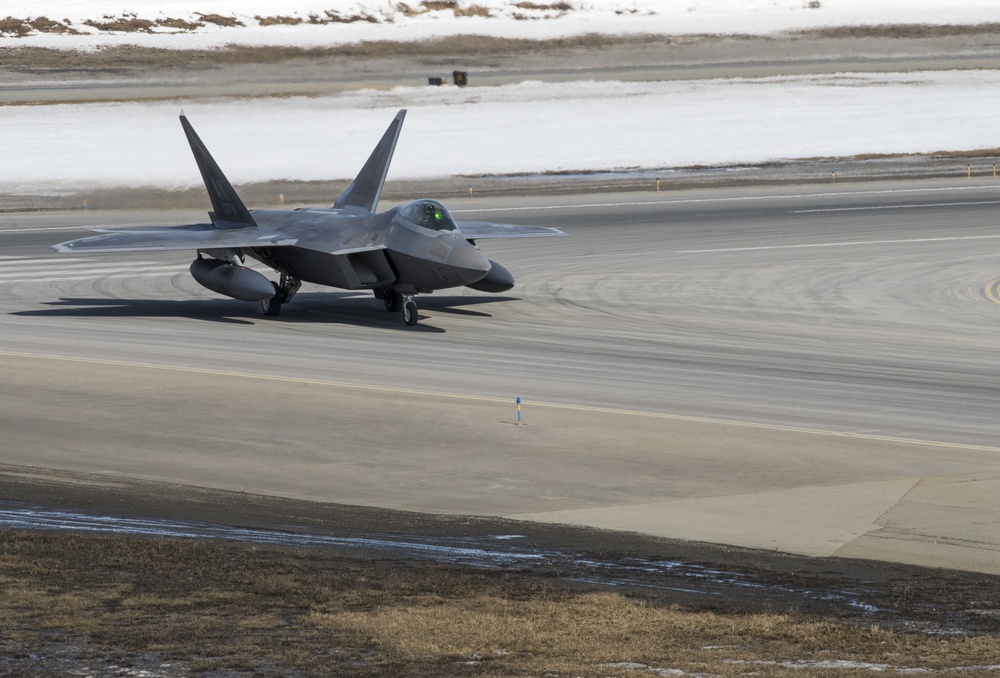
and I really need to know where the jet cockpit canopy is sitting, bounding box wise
[397,199,457,232]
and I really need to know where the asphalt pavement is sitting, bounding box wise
[3,180,1000,573]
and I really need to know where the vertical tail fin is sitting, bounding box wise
[180,113,258,229]
[333,109,406,214]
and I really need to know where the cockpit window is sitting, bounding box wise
[398,200,457,232]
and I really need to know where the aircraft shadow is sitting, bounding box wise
[12,293,516,331]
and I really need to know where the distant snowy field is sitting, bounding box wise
[4,1,1000,190]
[3,0,1000,49]
[4,72,1000,191]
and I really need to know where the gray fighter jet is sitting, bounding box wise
[53,109,563,326]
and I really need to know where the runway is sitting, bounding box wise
[3,179,1000,573]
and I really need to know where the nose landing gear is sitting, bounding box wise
[377,289,419,326]
[402,297,418,326]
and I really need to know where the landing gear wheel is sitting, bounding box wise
[403,300,418,326]
[261,281,283,316]
[383,290,403,312]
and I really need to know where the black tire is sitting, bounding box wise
[384,290,403,312]
[261,282,282,316]
[403,300,418,326]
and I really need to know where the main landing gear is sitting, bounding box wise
[260,272,301,317]
[261,282,282,316]
[378,289,419,326]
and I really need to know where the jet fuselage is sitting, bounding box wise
[247,199,491,294]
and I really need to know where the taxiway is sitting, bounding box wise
[3,179,1000,572]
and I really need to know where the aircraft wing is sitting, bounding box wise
[51,224,298,254]
[455,221,565,240]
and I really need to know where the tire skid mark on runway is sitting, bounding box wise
[0,258,167,267]
[0,272,183,283]
[4,350,1000,457]
[0,256,193,285]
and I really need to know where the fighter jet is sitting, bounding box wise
[53,109,563,326]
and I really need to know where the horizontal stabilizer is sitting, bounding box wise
[334,110,406,214]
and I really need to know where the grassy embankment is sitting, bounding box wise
[3,528,1000,676]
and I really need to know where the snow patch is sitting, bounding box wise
[3,72,1000,189]
[3,1,1000,49]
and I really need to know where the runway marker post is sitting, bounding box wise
[516,397,521,426]
[968,165,972,180]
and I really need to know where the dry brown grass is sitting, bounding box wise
[395,3,430,18]
[422,0,458,10]
[799,22,1000,39]
[403,1,495,19]
[16,14,208,33]
[27,16,77,34]
[0,33,669,69]
[811,148,1000,162]
[302,11,379,25]
[83,14,157,32]
[930,147,1000,159]
[0,16,80,36]
[313,591,1000,674]
[0,17,29,36]
[3,528,1000,676]
[515,1,573,10]
[455,4,493,18]
[156,17,202,31]
[255,15,304,26]
[195,13,244,28]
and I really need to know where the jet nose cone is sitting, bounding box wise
[448,245,491,284]
[467,259,514,293]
